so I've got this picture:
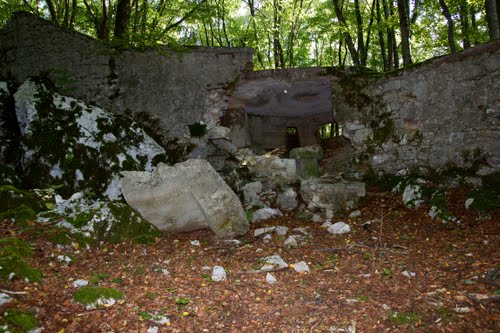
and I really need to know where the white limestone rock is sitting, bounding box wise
[251,207,283,222]
[211,266,226,282]
[327,222,351,234]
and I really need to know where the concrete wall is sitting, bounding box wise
[335,41,500,176]
[0,12,254,140]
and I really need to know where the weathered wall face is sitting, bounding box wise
[0,12,254,140]
[335,41,500,176]
[227,68,333,152]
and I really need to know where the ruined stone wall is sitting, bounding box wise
[0,12,254,140]
[336,41,500,176]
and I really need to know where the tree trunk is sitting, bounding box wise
[397,0,412,65]
[439,0,457,52]
[354,0,365,64]
[459,1,470,48]
[376,0,387,70]
[485,0,500,40]
[332,0,361,65]
[115,0,131,39]
[382,0,396,69]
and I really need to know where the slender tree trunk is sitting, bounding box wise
[45,0,58,23]
[354,0,365,64]
[362,0,376,66]
[459,1,470,48]
[471,6,478,44]
[376,0,388,70]
[485,0,500,40]
[69,0,78,29]
[332,0,361,65]
[382,0,395,69]
[439,0,457,52]
[273,0,285,68]
[397,0,412,65]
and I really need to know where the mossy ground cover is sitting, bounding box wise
[0,187,497,332]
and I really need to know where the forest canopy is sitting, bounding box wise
[1,0,499,71]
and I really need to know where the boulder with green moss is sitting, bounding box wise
[38,193,160,245]
[14,77,166,200]
[73,286,124,309]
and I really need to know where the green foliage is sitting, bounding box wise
[0,308,38,333]
[0,0,492,71]
[73,286,124,306]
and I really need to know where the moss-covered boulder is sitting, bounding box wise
[14,78,166,200]
[40,194,161,245]
[73,286,124,309]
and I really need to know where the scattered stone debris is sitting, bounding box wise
[276,187,298,210]
[263,255,288,269]
[254,227,275,237]
[72,279,89,287]
[349,210,362,218]
[292,261,310,273]
[0,293,13,306]
[266,273,277,285]
[211,266,226,282]
[327,222,351,234]
[402,270,416,278]
[251,207,283,222]
[275,226,289,236]
[284,236,298,248]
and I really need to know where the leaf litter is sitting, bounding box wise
[0,188,498,332]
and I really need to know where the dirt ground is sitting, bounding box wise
[1,189,499,332]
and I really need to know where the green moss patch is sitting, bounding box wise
[0,238,41,283]
[44,196,160,245]
[0,308,39,333]
[388,311,422,326]
[73,286,124,308]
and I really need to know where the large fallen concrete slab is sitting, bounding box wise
[120,159,249,238]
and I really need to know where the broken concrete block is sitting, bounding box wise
[120,159,248,238]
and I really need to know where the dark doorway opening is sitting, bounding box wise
[286,127,300,151]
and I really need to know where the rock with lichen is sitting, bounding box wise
[13,77,166,200]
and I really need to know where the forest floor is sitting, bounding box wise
[1,189,499,333]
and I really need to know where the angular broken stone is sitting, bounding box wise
[327,222,351,234]
[254,227,276,237]
[211,266,226,282]
[293,261,310,273]
[252,207,283,222]
[264,255,288,268]
[121,159,248,238]
[266,273,277,284]
[275,226,289,236]
[284,236,298,248]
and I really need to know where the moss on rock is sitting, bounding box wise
[73,286,124,308]
[14,78,166,200]
[0,308,39,333]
